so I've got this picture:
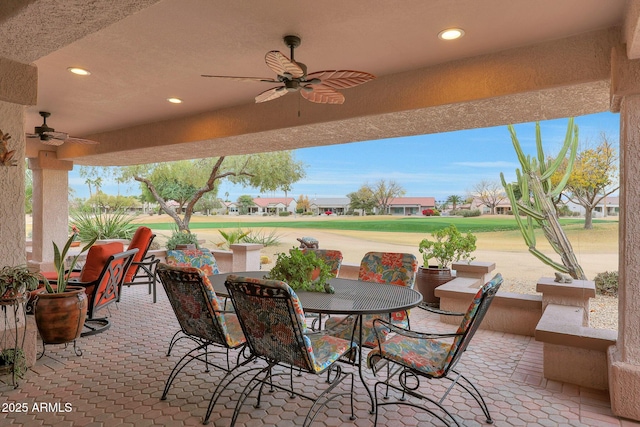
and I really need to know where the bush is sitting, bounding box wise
[70,209,138,241]
[594,271,618,296]
[279,211,290,217]
[243,229,281,247]
[166,230,199,250]
[458,209,481,217]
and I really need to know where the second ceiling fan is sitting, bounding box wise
[202,35,375,104]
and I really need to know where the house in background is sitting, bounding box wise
[567,195,620,218]
[387,197,436,215]
[309,197,351,215]
[249,197,296,215]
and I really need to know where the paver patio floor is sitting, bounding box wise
[1,284,638,426]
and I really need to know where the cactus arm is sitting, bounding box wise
[508,125,531,174]
[541,117,575,181]
[528,248,571,274]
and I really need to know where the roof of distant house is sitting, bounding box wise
[388,197,436,206]
[251,197,295,207]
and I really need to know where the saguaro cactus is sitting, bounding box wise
[500,118,586,280]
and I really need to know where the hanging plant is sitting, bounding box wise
[0,130,17,166]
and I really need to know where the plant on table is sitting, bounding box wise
[418,224,477,269]
[266,248,335,293]
[0,265,42,299]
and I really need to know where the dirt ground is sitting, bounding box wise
[145,214,621,330]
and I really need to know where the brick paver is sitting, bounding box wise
[1,284,638,426]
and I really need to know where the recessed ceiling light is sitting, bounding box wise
[438,28,465,41]
[67,67,91,76]
[167,97,183,104]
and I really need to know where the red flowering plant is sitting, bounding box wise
[422,209,435,216]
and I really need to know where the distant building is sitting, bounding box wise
[249,197,296,215]
[309,197,351,215]
[386,197,436,215]
[567,196,620,217]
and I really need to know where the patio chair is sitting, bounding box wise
[204,274,355,426]
[324,251,418,348]
[118,226,160,303]
[367,273,503,426]
[165,248,227,355]
[65,243,139,336]
[301,248,343,330]
[156,263,247,405]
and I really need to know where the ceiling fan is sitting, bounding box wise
[202,35,375,104]
[26,111,99,146]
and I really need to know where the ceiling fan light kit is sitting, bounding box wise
[202,35,375,104]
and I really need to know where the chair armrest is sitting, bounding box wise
[372,318,462,341]
[304,314,356,338]
[418,303,465,316]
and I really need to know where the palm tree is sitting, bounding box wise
[446,194,463,212]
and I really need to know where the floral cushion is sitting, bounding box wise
[166,248,219,276]
[226,275,354,373]
[301,249,343,276]
[367,273,504,378]
[325,252,417,347]
[158,264,244,348]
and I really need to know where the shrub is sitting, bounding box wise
[216,228,249,250]
[70,209,138,241]
[243,229,281,247]
[422,209,435,216]
[458,209,481,217]
[166,230,199,250]
[279,211,290,217]
[594,271,618,296]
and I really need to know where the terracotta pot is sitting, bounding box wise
[33,286,87,344]
[174,244,196,250]
[415,266,453,306]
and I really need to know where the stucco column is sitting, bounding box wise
[28,151,73,271]
[608,93,640,420]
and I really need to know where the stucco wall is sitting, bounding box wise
[0,101,26,267]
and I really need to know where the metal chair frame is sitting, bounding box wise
[119,232,160,303]
[368,273,503,426]
[204,276,355,426]
[156,264,248,406]
[72,248,138,337]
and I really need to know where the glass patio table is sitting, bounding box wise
[208,271,423,414]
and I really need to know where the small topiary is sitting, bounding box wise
[594,271,618,296]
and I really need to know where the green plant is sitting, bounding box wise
[266,248,334,293]
[418,224,477,269]
[70,209,138,241]
[0,265,42,299]
[594,271,618,296]
[216,228,249,250]
[166,230,199,250]
[45,231,97,294]
[242,229,281,247]
[500,119,586,280]
[0,348,28,379]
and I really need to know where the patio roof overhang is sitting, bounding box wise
[0,0,633,166]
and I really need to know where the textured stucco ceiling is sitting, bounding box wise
[1,0,635,166]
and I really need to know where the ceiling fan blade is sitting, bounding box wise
[201,75,279,83]
[26,133,40,139]
[306,70,375,90]
[265,51,304,79]
[45,131,69,140]
[255,86,288,103]
[300,85,345,104]
[67,137,99,145]
[40,138,65,146]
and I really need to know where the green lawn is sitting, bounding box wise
[137,216,613,234]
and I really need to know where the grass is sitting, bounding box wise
[135,215,614,234]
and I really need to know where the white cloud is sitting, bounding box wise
[452,161,519,168]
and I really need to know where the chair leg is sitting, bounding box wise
[81,318,111,336]
[445,370,493,424]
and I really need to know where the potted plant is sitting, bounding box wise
[33,232,97,346]
[0,348,28,382]
[0,265,42,300]
[416,224,477,305]
[166,230,199,250]
[266,248,335,293]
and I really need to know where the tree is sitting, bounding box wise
[371,179,405,214]
[119,151,305,231]
[446,194,463,212]
[296,195,310,213]
[237,195,255,215]
[551,133,619,229]
[347,185,377,214]
[469,180,506,214]
[25,161,33,214]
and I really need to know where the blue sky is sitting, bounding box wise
[69,112,620,202]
